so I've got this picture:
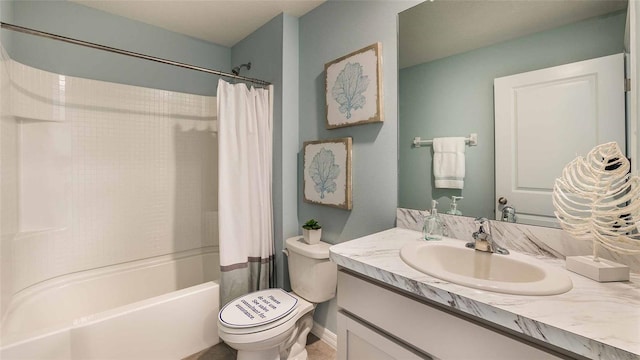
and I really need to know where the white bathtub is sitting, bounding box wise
[0,248,220,359]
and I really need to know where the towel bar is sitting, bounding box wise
[413,133,478,148]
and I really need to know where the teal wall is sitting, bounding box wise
[4,0,230,96]
[298,0,419,333]
[398,11,627,218]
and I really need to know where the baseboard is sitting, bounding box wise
[311,321,337,350]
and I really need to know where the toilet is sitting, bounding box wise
[218,236,337,360]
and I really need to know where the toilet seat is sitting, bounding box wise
[219,288,299,333]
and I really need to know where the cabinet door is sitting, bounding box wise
[337,312,429,360]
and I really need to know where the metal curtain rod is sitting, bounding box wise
[0,22,271,86]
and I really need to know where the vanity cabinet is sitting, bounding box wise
[336,270,571,360]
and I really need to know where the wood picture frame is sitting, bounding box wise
[303,137,353,210]
[325,42,383,129]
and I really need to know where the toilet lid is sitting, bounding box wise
[218,288,298,328]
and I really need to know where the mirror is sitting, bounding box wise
[398,0,629,227]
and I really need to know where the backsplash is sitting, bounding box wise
[397,208,640,273]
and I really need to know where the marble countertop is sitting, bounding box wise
[329,227,640,360]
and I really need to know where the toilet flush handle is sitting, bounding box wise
[282,249,289,257]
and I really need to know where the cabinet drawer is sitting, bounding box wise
[337,311,428,360]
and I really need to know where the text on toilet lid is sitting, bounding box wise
[220,289,298,327]
[235,295,280,320]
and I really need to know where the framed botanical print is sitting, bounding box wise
[325,42,383,129]
[303,138,352,210]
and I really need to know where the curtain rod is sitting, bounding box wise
[0,22,271,86]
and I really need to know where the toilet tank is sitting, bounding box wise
[285,237,337,303]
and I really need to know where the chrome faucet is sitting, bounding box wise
[465,217,510,255]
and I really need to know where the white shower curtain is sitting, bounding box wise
[217,79,275,305]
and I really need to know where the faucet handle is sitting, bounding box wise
[501,206,517,223]
[474,217,489,231]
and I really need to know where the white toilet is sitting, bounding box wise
[218,236,337,360]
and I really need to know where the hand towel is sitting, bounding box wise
[433,137,466,189]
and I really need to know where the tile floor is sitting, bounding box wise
[183,333,336,360]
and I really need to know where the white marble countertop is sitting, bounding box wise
[329,227,640,360]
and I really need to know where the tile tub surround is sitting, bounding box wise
[397,208,640,273]
[329,228,640,360]
[5,58,218,296]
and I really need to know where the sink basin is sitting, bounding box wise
[400,239,572,295]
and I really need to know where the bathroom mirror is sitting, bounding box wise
[398,0,630,227]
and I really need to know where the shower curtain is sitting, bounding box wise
[217,79,275,305]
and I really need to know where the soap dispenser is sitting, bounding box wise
[446,196,464,215]
[423,200,445,241]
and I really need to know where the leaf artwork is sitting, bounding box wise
[309,148,340,199]
[331,62,370,119]
[552,142,640,258]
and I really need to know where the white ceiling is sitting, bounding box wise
[71,0,325,47]
[399,0,628,69]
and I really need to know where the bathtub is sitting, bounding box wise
[0,248,220,359]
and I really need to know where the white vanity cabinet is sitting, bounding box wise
[336,270,571,360]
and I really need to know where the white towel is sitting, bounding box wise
[433,137,466,189]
